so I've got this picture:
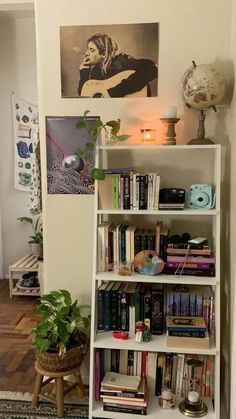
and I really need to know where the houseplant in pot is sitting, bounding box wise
[17,215,43,258]
[75,110,130,180]
[32,289,90,372]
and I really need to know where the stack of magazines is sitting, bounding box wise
[100,372,148,415]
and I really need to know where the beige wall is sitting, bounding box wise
[34,0,232,295]
[0,8,37,277]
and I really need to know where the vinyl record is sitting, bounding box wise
[134,250,165,275]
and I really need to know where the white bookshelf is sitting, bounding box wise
[89,144,221,419]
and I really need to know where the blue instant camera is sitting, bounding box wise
[185,184,215,209]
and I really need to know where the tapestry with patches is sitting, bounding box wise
[12,93,39,192]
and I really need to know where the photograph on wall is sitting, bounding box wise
[60,22,159,99]
[46,116,97,194]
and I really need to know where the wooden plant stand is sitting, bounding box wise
[32,361,86,418]
[8,253,43,298]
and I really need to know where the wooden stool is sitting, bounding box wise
[32,361,85,417]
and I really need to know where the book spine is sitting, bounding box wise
[103,404,147,415]
[97,289,104,331]
[121,290,128,331]
[167,330,206,337]
[164,267,215,276]
[166,261,214,269]
[175,353,185,400]
[104,289,111,331]
[123,173,130,209]
[155,353,164,396]
[144,291,151,330]
[167,326,207,332]
[110,289,118,330]
[101,392,145,401]
[134,230,142,255]
[112,175,119,209]
[139,174,148,210]
[167,255,215,263]
[94,350,100,401]
[151,288,164,335]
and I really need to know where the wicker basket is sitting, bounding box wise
[35,333,89,372]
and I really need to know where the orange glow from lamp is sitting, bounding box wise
[140,128,156,144]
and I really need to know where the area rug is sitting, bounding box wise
[0,399,89,418]
[0,391,89,418]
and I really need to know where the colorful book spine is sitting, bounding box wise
[151,287,164,335]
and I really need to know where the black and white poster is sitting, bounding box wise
[60,23,159,99]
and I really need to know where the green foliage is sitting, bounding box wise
[32,289,90,357]
[75,110,130,180]
[17,216,43,244]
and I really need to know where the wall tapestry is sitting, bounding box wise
[12,93,39,192]
[60,22,159,99]
[46,116,97,194]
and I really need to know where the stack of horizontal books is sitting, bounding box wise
[166,316,209,349]
[100,372,148,415]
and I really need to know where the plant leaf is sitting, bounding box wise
[75,148,84,157]
[91,168,105,180]
[75,121,86,129]
[17,217,33,225]
[84,109,90,116]
[114,134,130,142]
[85,142,95,151]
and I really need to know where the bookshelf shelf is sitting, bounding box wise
[92,396,215,419]
[95,271,218,286]
[89,144,221,419]
[97,209,219,216]
[93,331,217,356]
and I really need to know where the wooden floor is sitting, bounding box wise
[0,278,40,393]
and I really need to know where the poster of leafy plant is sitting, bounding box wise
[46,116,98,194]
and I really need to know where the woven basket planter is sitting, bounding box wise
[35,332,89,372]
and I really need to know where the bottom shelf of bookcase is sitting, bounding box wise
[91,396,215,419]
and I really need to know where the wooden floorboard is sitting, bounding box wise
[0,278,40,393]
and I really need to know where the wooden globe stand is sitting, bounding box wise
[188,110,215,145]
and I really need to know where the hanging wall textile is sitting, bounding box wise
[12,93,39,192]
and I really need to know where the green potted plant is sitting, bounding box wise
[75,110,130,180]
[17,215,43,259]
[32,289,90,371]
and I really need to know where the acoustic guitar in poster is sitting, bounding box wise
[80,70,148,98]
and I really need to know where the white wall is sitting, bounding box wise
[0,8,37,276]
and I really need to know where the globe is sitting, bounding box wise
[181,61,226,110]
[180,61,226,144]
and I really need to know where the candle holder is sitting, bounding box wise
[140,129,156,144]
[160,118,180,145]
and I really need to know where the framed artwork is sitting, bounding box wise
[60,23,159,98]
[46,116,97,194]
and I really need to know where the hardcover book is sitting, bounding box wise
[101,372,141,391]
[166,316,207,332]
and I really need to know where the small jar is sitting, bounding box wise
[159,388,175,409]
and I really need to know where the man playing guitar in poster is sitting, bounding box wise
[78,33,158,98]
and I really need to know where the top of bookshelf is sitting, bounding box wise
[98,144,221,151]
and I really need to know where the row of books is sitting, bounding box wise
[100,372,148,415]
[97,221,215,277]
[97,282,215,336]
[97,221,167,272]
[98,170,161,210]
[94,349,214,401]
